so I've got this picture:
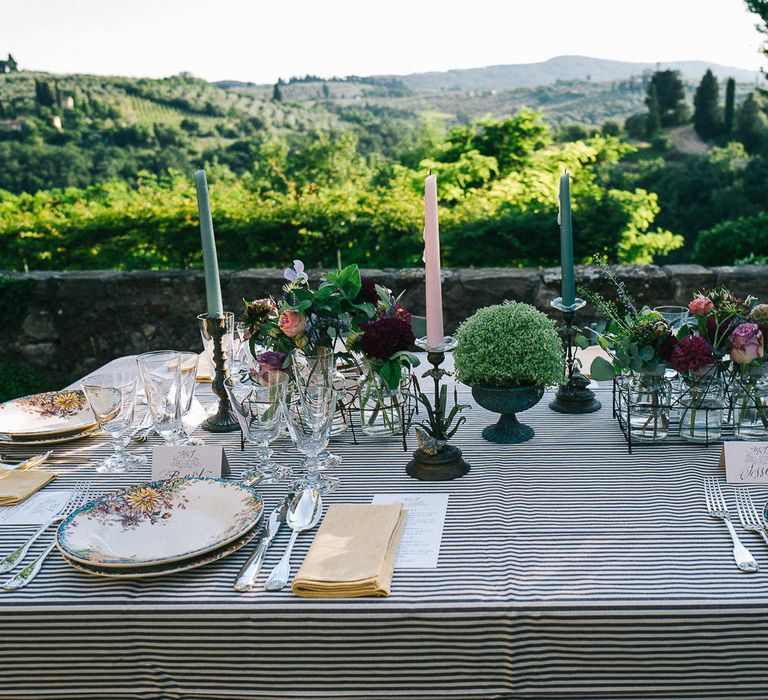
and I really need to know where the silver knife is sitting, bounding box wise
[234,494,292,592]
[0,451,52,471]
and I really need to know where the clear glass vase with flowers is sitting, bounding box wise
[730,318,768,439]
[347,284,420,436]
[580,259,679,443]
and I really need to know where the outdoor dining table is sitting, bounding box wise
[1,354,768,700]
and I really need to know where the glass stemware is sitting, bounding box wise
[137,350,184,444]
[654,305,690,331]
[177,351,202,445]
[226,371,290,486]
[283,381,339,494]
[81,370,147,473]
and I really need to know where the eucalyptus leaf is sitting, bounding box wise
[590,356,616,381]
[574,334,590,350]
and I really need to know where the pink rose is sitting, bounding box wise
[730,323,764,365]
[688,295,714,316]
[278,310,307,338]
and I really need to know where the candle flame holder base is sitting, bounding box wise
[199,313,240,433]
[549,297,602,415]
[407,340,470,481]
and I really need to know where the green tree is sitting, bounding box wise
[693,70,722,139]
[322,83,330,99]
[648,70,687,126]
[34,79,55,107]
[272,82,283,101]
[724,77,736,134]
[736,93,768,153]
[646,84,662,136]
[745,1,768,65]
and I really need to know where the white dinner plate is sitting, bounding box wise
[57,477,263,569]
[0,390,97,438]
[59,525,262,579]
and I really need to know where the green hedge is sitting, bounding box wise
[0,363,54,402]
[694,212,768,266]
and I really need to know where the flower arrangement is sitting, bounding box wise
[579,260,678,380]
[243,263,422,395]
[243,260,376,372]
[347,282,420,390]
[454,301,564,388]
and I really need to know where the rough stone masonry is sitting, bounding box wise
[3,264,767,385]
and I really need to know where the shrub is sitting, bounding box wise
[694,212,768,266]
[454,301,564,388]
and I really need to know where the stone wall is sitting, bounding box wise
[3,265,768,385]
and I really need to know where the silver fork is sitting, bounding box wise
[734,487,768,547]
[2,483,92,590]
[0,482,90,575]
[704,477,759,572]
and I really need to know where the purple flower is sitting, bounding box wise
[731,323,764,365]
[255,351,287,376]
[283,259,308,285]
[671,335,715,374]
[360,317,415,360]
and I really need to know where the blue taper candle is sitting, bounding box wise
[558,171,576,306]
[194,170,224,317]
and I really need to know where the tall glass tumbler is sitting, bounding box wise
[137,351,184,444]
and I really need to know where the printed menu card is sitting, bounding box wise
[371,493,448,569]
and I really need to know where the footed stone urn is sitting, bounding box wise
[471,384,544,444]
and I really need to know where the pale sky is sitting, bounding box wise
[1,0,765,83]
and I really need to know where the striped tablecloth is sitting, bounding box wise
[2,356,768,699]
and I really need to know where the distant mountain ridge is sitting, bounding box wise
[221,55,763,92]
[382,55,763,91]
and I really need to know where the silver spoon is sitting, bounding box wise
[233,491,294,592]
[264,488,323,591]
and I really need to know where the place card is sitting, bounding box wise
[721,442,768,484]
[151,445,230,481]
[371,493,448,569]
[0,490,71,526]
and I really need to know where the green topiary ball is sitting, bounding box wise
[454,301,564,388]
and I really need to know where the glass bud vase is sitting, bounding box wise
[626,370,671,443]
[734,365,768,440]
[357,368,408,437]
[679,367,724,443]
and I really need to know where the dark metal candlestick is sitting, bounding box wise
[406,337,470,481]
[549,297,602,414]
[201,314,240,433]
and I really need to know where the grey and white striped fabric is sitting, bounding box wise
[2,357,768,699]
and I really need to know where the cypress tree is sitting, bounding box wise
[736,93,768,153]
[646,83,662,136]
[272,82,283,101]
[693,70,722,139]
[724,77,736,135]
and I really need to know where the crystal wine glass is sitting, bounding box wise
[283,381,339,494]
[137,350,184,444]
[225,371,290,485]
[81,370,147,473]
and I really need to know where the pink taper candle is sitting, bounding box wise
[424,173,444,348]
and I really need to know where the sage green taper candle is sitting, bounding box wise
[194,169,224,317]
[558,171,575,307]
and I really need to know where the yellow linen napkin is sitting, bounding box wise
[196,351,213,382]
[292,503,407,598]
[0,470,56,506]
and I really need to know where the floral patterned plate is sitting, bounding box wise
[0,390,97,438]
[57,477,264,569]
[59,524,262,579]
[0,427,100,446]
